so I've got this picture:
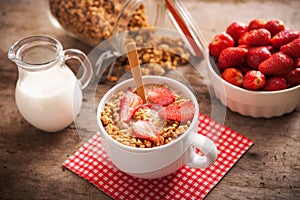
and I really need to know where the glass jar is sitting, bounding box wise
[47,0,164,46]
[47,0,204,57]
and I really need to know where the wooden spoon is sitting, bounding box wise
[126,41,147,103]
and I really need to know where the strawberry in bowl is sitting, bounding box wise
[207,19,300,118]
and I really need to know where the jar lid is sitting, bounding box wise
[165,0,205,58]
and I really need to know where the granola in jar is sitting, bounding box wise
[48,0,151,46]
[48,0,192,81]
[108,36,191,82]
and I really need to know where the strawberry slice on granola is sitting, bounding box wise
[147,86,175,106]
[132,120,161,143]
[158,101,195,122]
[119,91,143,122]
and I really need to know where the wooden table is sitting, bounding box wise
[1,0,299,199]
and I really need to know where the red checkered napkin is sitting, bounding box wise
[64,113,253,199]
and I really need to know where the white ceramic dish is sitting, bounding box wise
[207,57,300,118]
[96,75,217,179]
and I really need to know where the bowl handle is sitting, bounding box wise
[186,134,218,168]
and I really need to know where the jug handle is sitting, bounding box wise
[63,49,93,89]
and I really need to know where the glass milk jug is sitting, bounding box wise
[8,35,93,132]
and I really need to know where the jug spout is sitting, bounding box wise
[8,35,63,71]
[8,46,18,64]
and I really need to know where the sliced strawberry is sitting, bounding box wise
[134,103,162,112]
[119,91,143,122]
[158,102,195,122]
[263,76,287,91]
[270,29,300,48]
[147,86,175,106]
[258,52,294,76]
[280,38,300,58]
[218,47,248,69]
[132,120,160,143]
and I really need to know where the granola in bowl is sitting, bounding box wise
[100,83,195,148]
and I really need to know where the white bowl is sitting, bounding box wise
[96,75,217,179]
[207,57,300,118]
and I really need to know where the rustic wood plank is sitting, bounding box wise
[0,0,299,200]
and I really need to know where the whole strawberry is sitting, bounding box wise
[266,45,277,54]
[264,19,285,36]
[280,38,300,58]
[263,76,287,91]
[218,47,248,69]
[226,21,248,44]
[284,68,300,87]
[258,52,294,76]
[238,28,271,46]
[209,33,235,58]
[248,19,266,31]
[293,58,300,68]
[243,70,266,90]
[246,46,272,69]
[221,68,244,87]
[270,29,300,48]
[239,64,252,75]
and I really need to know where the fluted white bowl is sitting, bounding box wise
[207,57,300,118]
